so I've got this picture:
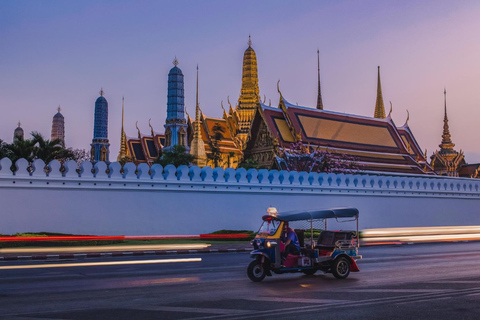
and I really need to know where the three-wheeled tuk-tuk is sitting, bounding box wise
[247,207,361,282]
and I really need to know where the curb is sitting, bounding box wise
[0,247,253,262]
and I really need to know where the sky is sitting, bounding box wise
[1,0,480,162]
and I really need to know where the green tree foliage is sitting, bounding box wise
[237,158,261,170]
[156,145,194,167]
[207,123,224,168]
[30,131,74,164]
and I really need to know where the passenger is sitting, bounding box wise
[282,223,301,258]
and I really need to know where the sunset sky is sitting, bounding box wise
[1,0,480,162]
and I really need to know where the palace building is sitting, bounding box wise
[117,36,436,175]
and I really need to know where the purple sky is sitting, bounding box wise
[1,0,480,162]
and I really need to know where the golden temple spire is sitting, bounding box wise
[439,88,454,151]
[190,65,207,166]
[117,96,129,161]
[374,66,386,119]
[316,49,324,110]
[236,35,260,144]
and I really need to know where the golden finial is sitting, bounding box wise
[389,101,393,117]
[227,96,232,108]
[135,121,141,138]
[269,99,271,107]
[248,34,252,47]
[149,118,154,137]
[17,121,21,127]
[406,110,410,124]
[57,105,61,113]
[263,95,266,103]
[221,100,226,112]
[100,88,104,96]
[173,56,179,67]
[277,79,281,94]
[424,148,427,158]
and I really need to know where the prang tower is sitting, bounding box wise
[51,106,65,145]
[90,89,110,162]
[164,58,189,152]
[236,35,260,145]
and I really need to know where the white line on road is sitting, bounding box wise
[137,306,250,315]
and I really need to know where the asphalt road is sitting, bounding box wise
[1,242,480,319]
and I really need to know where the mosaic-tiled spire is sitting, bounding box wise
[90,88,110,162]
[164,57,189,152]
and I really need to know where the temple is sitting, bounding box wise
[91,88,110,163]
[428,89,480,177]
[13,121,24,142]
[51,106,65,145]
[118,36,438,175]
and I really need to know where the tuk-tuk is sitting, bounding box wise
[247,207,361,282]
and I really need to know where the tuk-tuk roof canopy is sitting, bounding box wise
[264,207,359,222]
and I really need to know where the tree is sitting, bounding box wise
[281,140,361,174]
[238,158,260,170]
[4,135,36,164]
[156,145,194,167]
[30,131,74,164]
[0,139,8,159]
[207,123,225,168]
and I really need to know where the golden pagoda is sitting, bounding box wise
[235,35,260,146]
[374,66,386,119]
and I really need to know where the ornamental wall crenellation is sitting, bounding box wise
[1,157,479,198]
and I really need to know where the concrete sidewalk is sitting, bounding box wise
[0,242,253,261]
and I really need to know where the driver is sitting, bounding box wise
[282,223,300,258]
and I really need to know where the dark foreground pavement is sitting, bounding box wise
[1,242,480,319]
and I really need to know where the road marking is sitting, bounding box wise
[0,258,202,269]
[349,289,451,293]
[137,306,250,315]
[246,297,348,304]
[395,296,451,305]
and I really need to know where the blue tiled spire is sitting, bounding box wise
[164,58,189,152]
[90,88,110,162]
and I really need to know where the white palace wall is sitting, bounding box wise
[0,157,480,235]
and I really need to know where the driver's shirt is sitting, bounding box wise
[286,228,300,250]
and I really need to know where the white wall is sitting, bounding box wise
[1,157,479,235]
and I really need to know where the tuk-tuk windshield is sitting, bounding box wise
[257,219,281,238]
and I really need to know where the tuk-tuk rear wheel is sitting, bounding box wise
[332,257,350,279]
[247,260,267,282]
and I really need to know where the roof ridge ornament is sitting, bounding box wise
[388,101,393,117]
[149,118,154,137]
[135,121,141,139]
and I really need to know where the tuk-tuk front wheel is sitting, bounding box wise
[247,260,267,282]
[332,257,350,279]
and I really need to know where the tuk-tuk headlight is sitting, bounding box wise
[266,241,277,248]
[266,241,271,248]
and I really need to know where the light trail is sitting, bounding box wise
[362,226,480,244]
[0,243,211,254]
[0,258,202,270]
